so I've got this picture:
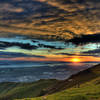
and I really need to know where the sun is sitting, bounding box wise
[71,58,81,63]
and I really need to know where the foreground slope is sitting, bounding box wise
[0,79,59,100]
[19,64,100,100]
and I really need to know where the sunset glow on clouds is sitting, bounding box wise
[0,55,100,63]
[0,0,99,67]
[0,37,99,63]
[0,0,99,83]
[0,0,100,40]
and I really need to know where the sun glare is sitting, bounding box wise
[71,58,81,63]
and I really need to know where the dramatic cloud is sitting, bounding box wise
[0,3,24,13]
[67,33,100,45]
[0,0,99,41]
[0,0,99,64]
[0,37,68,50]
[83,49,100,54]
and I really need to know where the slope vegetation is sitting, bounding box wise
[18,64,100,100]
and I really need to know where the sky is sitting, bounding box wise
[0,0,100,66]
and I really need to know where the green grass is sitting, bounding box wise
[21,77,100,100]
[0,79,58,100]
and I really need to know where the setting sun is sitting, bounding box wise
[71,58,81,63]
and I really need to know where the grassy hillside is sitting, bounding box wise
[0,79,59,100]
[17,64,100,100]
[31,76,100,100]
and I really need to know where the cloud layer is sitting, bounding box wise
[0,0,99,41]
[0,0,99,64]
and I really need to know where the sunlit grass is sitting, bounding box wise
[28,77,100,100]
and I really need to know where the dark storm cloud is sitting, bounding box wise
[0,3,24,13]
[67,34,100,45]
[0,0,57,20]
[0,37,66,50]
[37,43,63,49]
[0,41,38,50]
[55,53,75,56]
[83,49,100,54]
[0,0,99,41]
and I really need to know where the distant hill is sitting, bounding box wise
[15,64,100,100]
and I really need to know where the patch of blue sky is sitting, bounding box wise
[83,43,100,49]
[77,43,100,53]
[35,39,76,49]
[0,37,76,49]
[0,37,33,44]
[0,46,49,56]
[0,36,99,56]
[53,43,100,54]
